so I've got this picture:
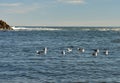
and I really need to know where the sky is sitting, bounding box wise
[0,0,120,26]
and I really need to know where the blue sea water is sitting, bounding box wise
[0,26,120,83]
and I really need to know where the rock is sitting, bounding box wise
[0,20,13,30]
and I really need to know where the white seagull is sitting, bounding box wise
[78,48,85,53]
[104,49,109,55]
[92,52,98,56]
[36,47,47,55]
[61,50,66,55]
[67,48,72,52]
[94,49,99,53]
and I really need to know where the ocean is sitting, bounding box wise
[0,26,120,83]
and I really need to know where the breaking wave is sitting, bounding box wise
[12,26,120,31]
[12,26,62,31]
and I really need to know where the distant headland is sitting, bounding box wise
[0,20,13,30]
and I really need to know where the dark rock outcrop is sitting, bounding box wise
[0,20,13,30]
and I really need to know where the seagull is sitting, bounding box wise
[43,47,47,55]
[67,48,72,52]
[61,50,66,55]
[78,48,85,53]
[36,50,45,55]
[36,47,47,55]
[92,52,98,56]
[94,49,99,53]
[104,49,109,55]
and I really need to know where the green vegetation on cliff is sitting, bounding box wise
[0,20,13,30]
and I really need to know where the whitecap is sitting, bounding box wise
[12,26,63,31]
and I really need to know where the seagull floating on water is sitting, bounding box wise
[78,48,85,53]
[94,49,99,53]
[104,49,109,55]
[67,48,72,52]
[92,52,98,56]
[61,50,66,55]
[36,47,47,55]
[92,49,99,56]
[44,47,47,55]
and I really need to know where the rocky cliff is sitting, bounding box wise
[0,20,13,30]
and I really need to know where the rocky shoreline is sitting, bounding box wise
[0,20,13,30]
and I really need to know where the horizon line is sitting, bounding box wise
[12,25,120,27]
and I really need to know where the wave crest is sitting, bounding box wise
[12,26,62,31]
[12,26,120,31]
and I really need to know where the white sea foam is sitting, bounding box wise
[80,28,120,31]
[12,26,62,31]
[96,28,120,31]
[12,26,120,31]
